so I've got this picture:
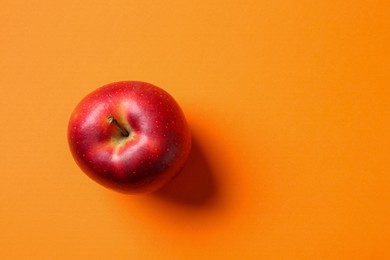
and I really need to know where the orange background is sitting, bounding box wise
[1,0,389,259]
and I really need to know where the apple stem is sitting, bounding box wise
[107,116,130,137]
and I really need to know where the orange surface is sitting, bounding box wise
[1,1,389,259]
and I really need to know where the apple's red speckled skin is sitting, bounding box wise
[68,81,191,194]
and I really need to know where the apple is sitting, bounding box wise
[68,81,191,194]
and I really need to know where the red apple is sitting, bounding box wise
[68,81,191,194]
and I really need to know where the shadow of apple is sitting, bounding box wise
[152,135,217,206]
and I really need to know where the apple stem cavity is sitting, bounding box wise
[107,116,130,137]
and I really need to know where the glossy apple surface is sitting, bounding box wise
[68,81,191,194]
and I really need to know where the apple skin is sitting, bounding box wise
[68,81,191,194]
